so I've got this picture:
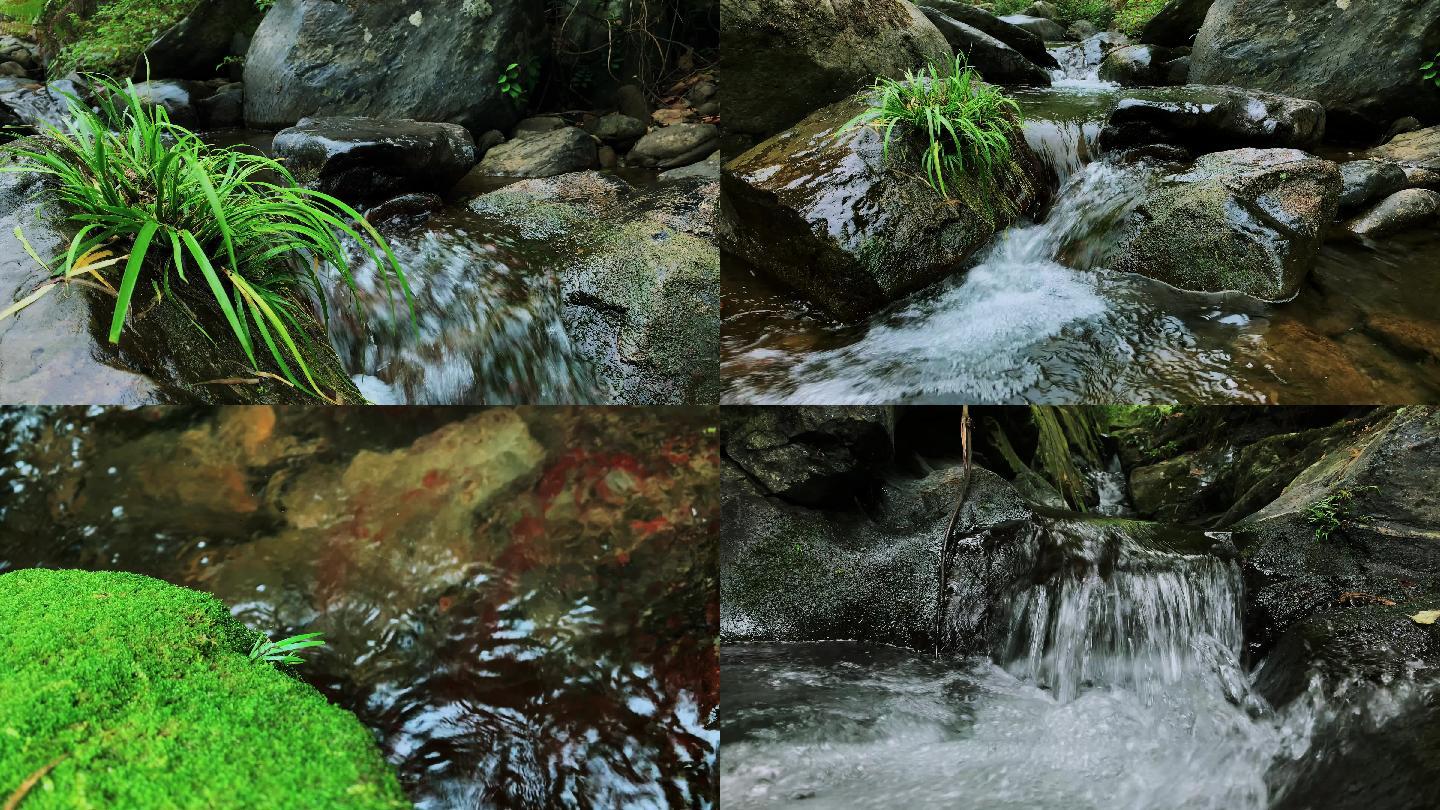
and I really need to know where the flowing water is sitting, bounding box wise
[722,517,1352,809]
[0,406,719,809]
[721,80,1440,404]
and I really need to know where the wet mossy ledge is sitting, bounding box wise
[0,569,406,809]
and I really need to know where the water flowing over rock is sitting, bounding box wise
[1098,85,1326,154]
[720,92,1047,321]
[273,117,477,204]
[1109,148,1340,301]
[1190,0,1440,136]
[721,0,954,140]
[1097,44,1190,86]
[243,0,546,131]
[918,8,1053,86]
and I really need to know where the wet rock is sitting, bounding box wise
[1404,166,1440,191]
[466,171,720,404]
[999,14,1067,41]
[1097,44,1190,86]
[1025,1,1058,18]
[627,122,719,169]
[1190,0,1440,136]
[1067,20,1098,39]
[273,117,477,204]
[512,115,567,138]
[1098,85,1326,153]
[0,36,37,71]
[1235,407,1440,665]
[662,151,721,182]
[475,129,505,160]
[1138,0,1215,47]
[1130,446,1234,524]
[142,0,261,80]
[1337,159,1407,213]
[476,126,597,178]
[585,112,648,148]
[244,0,546,131]
[722,406,894,506]
[1111,148,1341,301]
[0,62,24,78]
[363,192,444,230]
[1346,188,1440,238]
[197,83,244,129]
[1385,116,1423,142]
[919,2,1060,69]
[1368,124,1440,172]
[919,8,1053,86]
[615,83,651,122]
[720,92,1046,321]
[723,0,954,139]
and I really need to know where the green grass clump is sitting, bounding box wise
[0,568,407,809]
[842,56,1023,199]
[2,76,412,400]
[1113,0,1167,36]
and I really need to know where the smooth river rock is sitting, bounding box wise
[272,117,477,204]
[1346,188,1440,238]
[919,8,1053,86]
[1098,85,1326,154]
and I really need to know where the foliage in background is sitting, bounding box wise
[1425,51,1440,88]
[972,0,1170,33]
[35,0,194,75]
[2,76,413,399]
[842,55,1022,199]
[0,0,44,25]
[1305,486,1378,542]
[1113,0,1166,35]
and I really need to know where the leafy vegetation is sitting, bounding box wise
[975,0,1114,29]
[842,55,1022,199]
[1305,486,1378,542]
[1,76,412,399]
[1113,0,1167,36]
[1425,51,1440,88]
[249,632,327,666]
[0,0,44,25]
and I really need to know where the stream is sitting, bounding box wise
[720,510,1414,809]
[0,406,719,808]
[721,67,1440,404]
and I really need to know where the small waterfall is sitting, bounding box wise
[1047,41,1120,89]
[1092,454,1133,516]
[994,519,1244,703]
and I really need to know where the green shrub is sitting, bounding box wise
[1055,0,1115,28]
[0,568,407,809]
[1114,0,1167,36]
[842,56,1023,199]
[1305,486,1378,542]
[1425,51,1440,88]
[2,76,413,400]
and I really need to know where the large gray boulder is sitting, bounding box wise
[272,117,477,203]
[722,0,954,140]
[1139,0,1215,47]
[244,0,546,131]
[1190,0,1440,136]
[919,2,1059,69]
[1098,85,1326,154]
[720,92,1047,321]
[999,14,1067,42]
[919,8,1053,86]
[1338,160,1408,213]
[1110,148,1341,301]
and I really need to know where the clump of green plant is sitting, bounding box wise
[1424,51,1440,88]
[1305,486,1379,542]
[1,76,413,399]
[0,0,44,25]
[842,55,1022,199]
[249,631,326,665]
[1113,0,1166,35]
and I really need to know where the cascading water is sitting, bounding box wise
[721,514,1351,809]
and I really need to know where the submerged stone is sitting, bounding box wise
[0,568,407,809]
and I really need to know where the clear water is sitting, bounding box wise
[721,84,1440,404]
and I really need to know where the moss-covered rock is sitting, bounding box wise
[720,90,1047,321]
[38,0,259,79]
[0,568,406,809]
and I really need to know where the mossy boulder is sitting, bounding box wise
[720,91,1047,321]
[0,568,406,809]
[1110,147,1340,301]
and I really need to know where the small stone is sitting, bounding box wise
[651,107,694,127]
[585,112,647,146]
[615,83,649,122]
[512,115,566,139]
[477,126,598,177]
[627,122,719,169]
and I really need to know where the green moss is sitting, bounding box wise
[41,0,196,75]
[0,569,407,809]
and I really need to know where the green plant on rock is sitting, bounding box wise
[841,55,1023,199]
[1424,51,1440,88]
[498,61,526,105]
[249,632,326,665]
[1305,485,1379,542]
[0,75,413,400]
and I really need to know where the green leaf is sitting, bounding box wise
[108,220,161,344]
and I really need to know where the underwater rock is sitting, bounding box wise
[243,0,546,131]
[1337,159,1408,214]
[0,568,407,809]
[476,126,597,177]
[720,91,1046,321]
[722,406,894,506]
[1138,0,1214,47]
[273,116,477,203]
[1190,0,1440,136]
[722,0,954,140]
[1098,85,1326,154]
[1109,147,1340,301]
[918,8,1053,86]
[1346,188,1440,238]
